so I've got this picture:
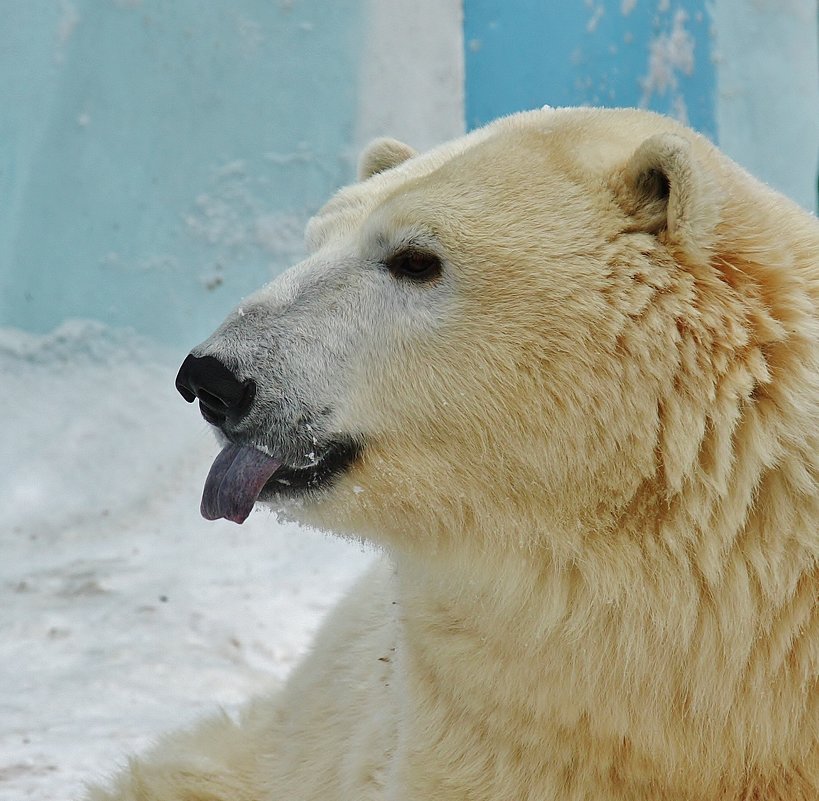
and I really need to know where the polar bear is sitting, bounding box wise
[89,107,819,800]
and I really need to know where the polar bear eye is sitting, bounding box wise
[384,248,442,282]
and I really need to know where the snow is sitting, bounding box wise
[54,1,79,62]
[586,5,605,34]
[640,7,695,124]
[0,321,374,800]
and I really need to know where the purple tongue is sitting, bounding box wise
[201,444,282,524]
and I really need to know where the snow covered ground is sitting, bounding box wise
[0,321,374,800]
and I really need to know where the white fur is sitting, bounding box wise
[89,108,819,801]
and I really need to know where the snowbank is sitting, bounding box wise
[0,321,373,799]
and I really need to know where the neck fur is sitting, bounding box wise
[390,468,817,798]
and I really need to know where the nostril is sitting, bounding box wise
[175,355,199,403]
[197,388,229,411]
[177,384,196,403]
[175,354,256,422]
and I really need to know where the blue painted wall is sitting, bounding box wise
[0,1,362,345]
[464,0,819,211]
[464,1,716,137]
[712,0,819,212]
[1,1,815,348]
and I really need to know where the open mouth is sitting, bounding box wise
[200,437,360,524]
[260,438,360,498]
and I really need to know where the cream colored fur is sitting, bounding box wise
[88,108,819,800]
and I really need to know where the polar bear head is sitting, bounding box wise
[176,107,811,557]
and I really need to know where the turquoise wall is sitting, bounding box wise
[0,1,362,345]
[465,0,716,138]
[464,0,819,211]
[1,2,816,347]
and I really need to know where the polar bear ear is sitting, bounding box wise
[612,133,718,263]
[358,137,417,180]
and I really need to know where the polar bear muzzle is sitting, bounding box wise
[175,351,360,523]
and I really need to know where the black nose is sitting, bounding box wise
[175,354,256,424]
